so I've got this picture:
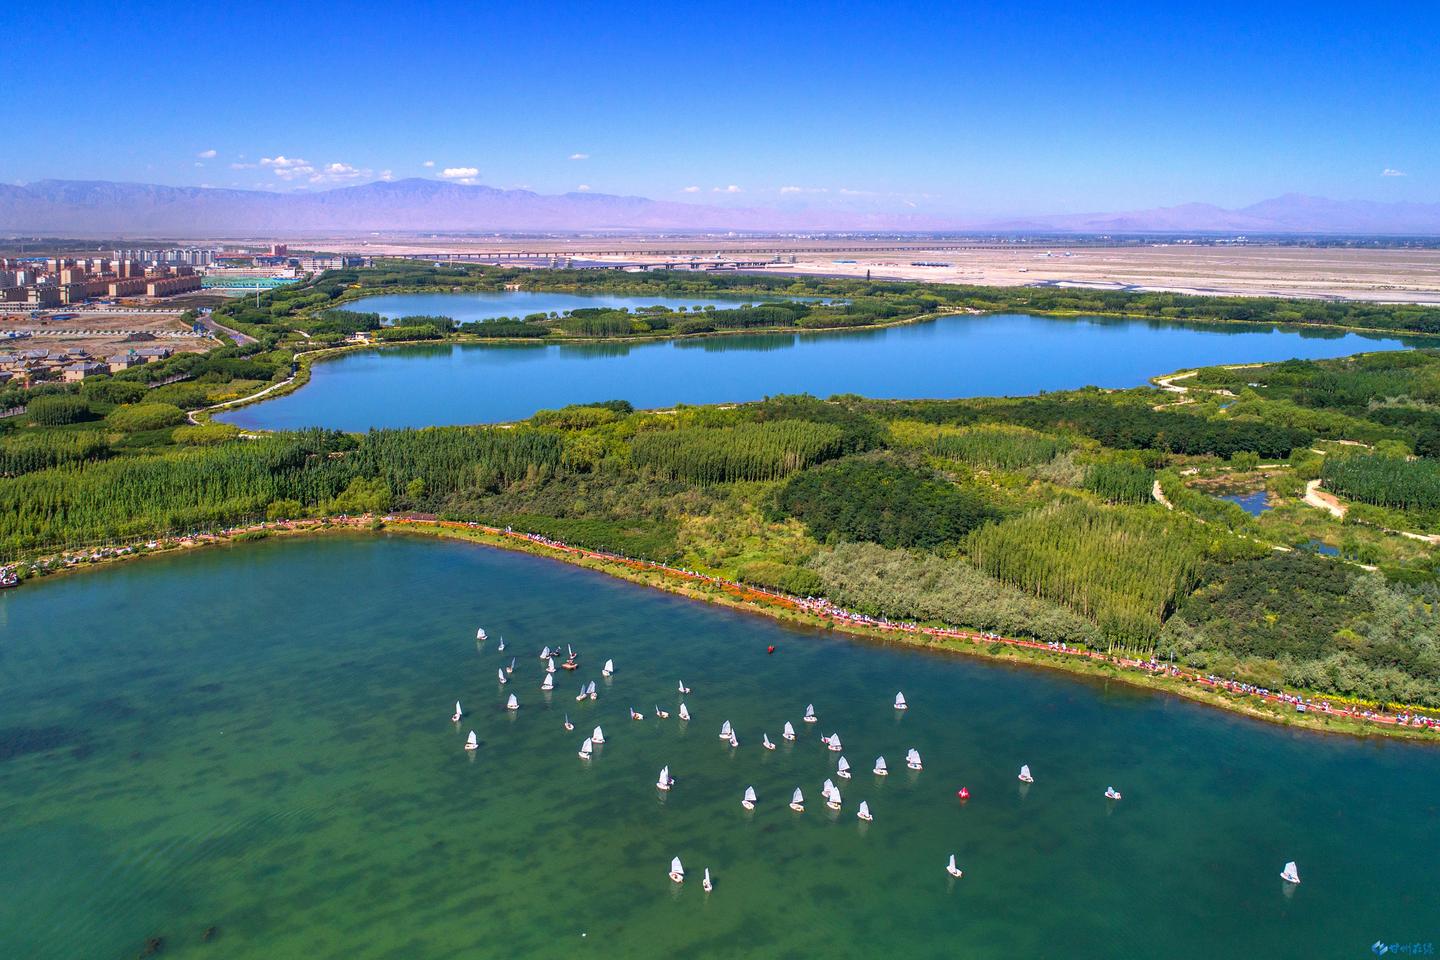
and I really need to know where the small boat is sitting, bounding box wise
[575,684,587,702]
[894,691,907,710]
[837,756,852,779]
[1018,764,1034,784]
[678,703,690,722]
[827,784,842,810]
[591,725,605,744]
[1280,861,1300,884]
[631,707,645,721]
[545,657,557,674]
[561,658,579,671]
[873,756,888,776]
[541,674,554,691]
[827,733,843,752]
[476,627,487,641]
[719,720,733,740]
[587,680,597,700]
[678,681,691,694]
[564,713,574,731]
[655,705,670,719]
[540,646,552,660]
[789,788,805,812]
[498,668,508,684]
[602,659,614,677]
[506,694,519,711]
[465,730,478,751]
[803,704,817,724]
[742,786,757,810]
[762,733,776,751]
[656,765,673,791]
[578,738,593,759]
[946,854,963,878]
[822,778,835,800]
[507,657,516,675]
[567,644,575,659]
[702,868,713,893]
[857,800,872,822]
[496,638,506,652]
[669,857,685,884]
[451,700,463,723]
[957,787,970,800]
[906,748,922,770]
[782,722,796,741]
[728,732,739,748]
[1105,786,1122,801]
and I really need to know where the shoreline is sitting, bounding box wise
[9,514,1437,744]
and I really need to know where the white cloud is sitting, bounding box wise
[261,155,316,180]
[322,162,365,179]
[197,149,217,159]
[712,184,742,193]
[1383,168,1407,177]
[576,184,591,191]
[194,161,204,167]
[569,152,590,161]
[838,187,875,196]
[780,185,828,194]
[422,160,435,167]
[230,162,256,169]
[259,155,381,185]
[682,185,700,193]
[379,169,394,180]
[441,166,479,179]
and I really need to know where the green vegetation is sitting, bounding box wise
[632,420,844,484]
[1322,452,1440,511]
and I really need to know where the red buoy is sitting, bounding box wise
[766,645,776,655]
[957,787,970,800]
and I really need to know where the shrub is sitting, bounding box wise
[172,422,242,446]
[27,394,91,426]
[106,402,187,432]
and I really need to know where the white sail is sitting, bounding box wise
[465,730,478,750]
[828,785,842,807]
[546,657,556,674]
[592,725,604,744]
[894,691,907,709]
[874,756,888,774]
[822,778,835,798]
[567,644,574,658]
[837,756,851,776]
[603,658,614,676]
[498,668,508,683]
[671,857,684,878]
[828,733,842,751]
[1281,861,1300,883]
[678,680,689,694]
[452,700,462,719]
[703,868,711,888]
[804,703,816,720]
[783,721,796,740]
[744,786,757,803]
[763,733,774,748]
[541,646,552,659]
[719,720,733,739]
[906,748,921,768]
[497,638,505,651]
[679,703,690,721]
[792,788,804,804]
[506,694,519,710]
[657,765,670,788]
[541,674,554,690]
[508,657,516,672]
[729,732,739,747]
[1019,764,1032,782]
[476,627,486,641]
[857,801,870,819]
[579,739,593,757]
[947,854,960,877]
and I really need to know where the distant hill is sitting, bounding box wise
[2,179,1438,236]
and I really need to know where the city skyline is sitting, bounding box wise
[6,1,1436,218]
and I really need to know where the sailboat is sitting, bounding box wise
[498,668,508,684]
[789,787,805,812]
[678,702,690,721]
[702,868,713,893]
[506,657,516,675]
[827,784,842,810]
[578,738,593,759]
[1018,764,1034,783]
[719,720,733,740]
[506,693,519,711]
[631,706,645,721]
[906,748,922,770]
[496,637,505,652]
[1105,786,1122,800]
[545,657,557,674]
[782,721,796,741]
[476,627,487,641]
[678,680,691,694]
[827,733,843,752]
[591,725,605,744]
[575,683,587,702]
[669,857,685,884]
[728,731,739,748]
[742,786,757,810]
[822,778,836,800]
[451,700,463,723]
[655,704,670,719]
[656,765,673,791]
[587,680,598,700]
[564,713,574,731]
[762,733,776,751]
[602,659,614,677]
[567,644,575,659]
[465,730,478,751]
[803,704,817,724]
[1280,861,1300,884]
[946,854,963,878]
[857,800,872,821]
[894,691,907,710]
[837,756,852,779]
[541,674,554,691]
[540,645,552,660]
[873,756,888,776]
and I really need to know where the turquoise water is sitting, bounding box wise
[2,535,1437,959]
[347,290,778,324]
[220,309,1424,431]
[1221,490,1273,516]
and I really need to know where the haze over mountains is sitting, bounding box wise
[3,178,1439,236]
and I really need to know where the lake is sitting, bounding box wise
[2,535,1436,959]
[344,290,785,325]
[221,302,1424,431]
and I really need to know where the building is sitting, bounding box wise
[107,351,149,373]
[26,286,61,307]
[108,278,147,297]
[270,243,289,257]
[145,275,202,297]
[62,361,107,382]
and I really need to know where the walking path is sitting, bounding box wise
[1304,479,1347,519]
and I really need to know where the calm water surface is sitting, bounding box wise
[348,290,777,324]
[1221,490,1273,516]
[2,535,1436,959]
[222,306,1424,431]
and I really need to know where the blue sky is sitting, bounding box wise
[7,1,1436,216]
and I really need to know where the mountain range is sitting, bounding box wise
[2,179,1439,236]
